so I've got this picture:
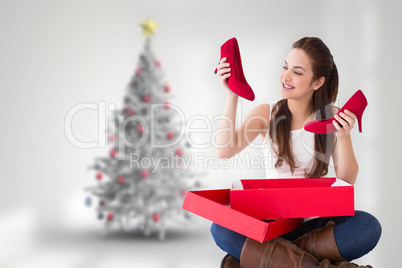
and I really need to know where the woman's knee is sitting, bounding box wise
[211,223,247,247]
[210,223,220,241]
[336,210,382,260]
[210,223,246,260]
[355,210,382,246]
[210,223,228,248]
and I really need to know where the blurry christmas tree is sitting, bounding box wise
[84,18,200,240]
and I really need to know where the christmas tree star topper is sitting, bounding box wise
[140,18,158,36]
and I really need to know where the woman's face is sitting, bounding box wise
[280,48,321,101]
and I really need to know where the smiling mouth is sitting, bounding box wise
[282,83,295,90]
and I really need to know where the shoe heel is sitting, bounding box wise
[354,107,366,133]
[357,115,363,133]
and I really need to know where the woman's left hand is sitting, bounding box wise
[333,110,356,140]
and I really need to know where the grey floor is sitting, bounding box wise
[4,218,223,268]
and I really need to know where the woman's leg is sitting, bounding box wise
[332,210,382,261]
[210,223,247,261]
[211,210,381,262]
[282,210,382,261]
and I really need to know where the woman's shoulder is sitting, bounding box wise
[251,103,271,120]
[331,105,340,114]
[251,99,282,120]
[247,102,276,132]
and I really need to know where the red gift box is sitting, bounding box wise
[182,189,304,242]
[230,178,355,219]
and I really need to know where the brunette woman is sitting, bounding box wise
[211,37,381,267]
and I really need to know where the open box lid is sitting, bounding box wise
[233,177,351,190]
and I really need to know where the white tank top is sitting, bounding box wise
[262,100,321,178]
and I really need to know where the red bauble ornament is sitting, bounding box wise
[118,176,125,184]
[155,60,162,67]
[164,101,170,109]
[96,172,103,180]
[152,213,160,222]
[107,212,114,221]
[167,131,174,140]
[137,125,144,133]
[143,95,151,103]
[108,134,115,141]
[164,85,171,93]
[127,109,135,116]
[136,68,142,74]
[175,148,183,157]
[141,169,149,178]
[109,149,117,158]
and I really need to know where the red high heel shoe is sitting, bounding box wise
[214,37,255,101]
[304,89,368,134]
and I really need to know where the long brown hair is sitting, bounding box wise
[268,37,338,178]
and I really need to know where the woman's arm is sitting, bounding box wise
[332,109,359,185]
[214,58,269,159]
[215,102,270,158]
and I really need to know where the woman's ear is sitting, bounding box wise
[312,77,325,90]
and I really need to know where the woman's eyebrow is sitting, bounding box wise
[284,60,306,71]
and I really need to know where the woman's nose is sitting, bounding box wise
[282,70,291,82]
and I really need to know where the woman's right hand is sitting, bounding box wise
[216,57,236,96]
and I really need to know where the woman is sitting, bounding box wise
[211,37,381,267]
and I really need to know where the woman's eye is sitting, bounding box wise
[282,66,302,75]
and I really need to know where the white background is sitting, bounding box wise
[0,0,401,267]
